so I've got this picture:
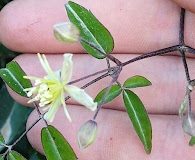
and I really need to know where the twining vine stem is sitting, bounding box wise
[178,8,192,113]
[4,7,195,157]
[1,117,42,158]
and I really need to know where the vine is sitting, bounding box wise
[0,1,195,159]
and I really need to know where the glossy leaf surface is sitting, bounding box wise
[65,1,114,59]
[94,85,122,105]
[0,61,31,97]
[41,125,77,160]
[7,151,26,160]
[123,89,152,154]
[123,75,151,88]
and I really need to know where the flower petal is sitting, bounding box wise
[65,85,97,111]
[61,54,73,83]
[37,53,58,81]
[63,105,72,122]
[44,96,62,122]
[60,89,72,122]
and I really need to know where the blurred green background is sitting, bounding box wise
[0,1,46,159]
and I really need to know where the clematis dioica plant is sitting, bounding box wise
[1,1,195,159]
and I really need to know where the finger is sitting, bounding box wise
[9,53,195,114]
[26,106,194,160]
[1,0,194,53]
[170,0,195,13]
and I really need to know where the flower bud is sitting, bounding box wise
[182,112,195,136]
[53,22,80,43]
[78,120,98,149]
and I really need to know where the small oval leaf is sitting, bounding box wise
[7,151,26,160]
[65,1,114,59]
[94,85,122,105]
[123,89,152,154]
[123,76,151,88]
[41,125,77,160]
[0,62,32,97]
[189,136,195,146]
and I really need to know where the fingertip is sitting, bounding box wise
[170,0,195,13]
[0,0,79,53]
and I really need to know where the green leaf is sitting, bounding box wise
[0,133,5,152]
[0,155,3,160]
[123,75,152,88]
[7,151,26,160]
[65,1,114,59]
[0,132,5,144]
[94,85,122,105]
[41,125,77,160]
[123,89,152,154]
[0,61,32,97]
[189,136,195,146]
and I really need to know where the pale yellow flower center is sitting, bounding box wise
[32,78,65,107]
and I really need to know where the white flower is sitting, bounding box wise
[23,53,97,122]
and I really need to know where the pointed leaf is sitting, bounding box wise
[123,89,152,154]
[189,136,195,146]
[7,151,26,160]
[65,1,114,59]
[0,133,5,144]
[123,76,151,88]
[0,62,32,97]
[94,85,122,105]
[41,125,77,160]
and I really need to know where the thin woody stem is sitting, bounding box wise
[32,101,48,126]
[121,45,179,66]
[179,8,185,45]
[79,38,122,65]
[65,72,110,101]
[178,8,192,113]
[93,67,122,120]
[68,66,116,85]
[2,117,42,158]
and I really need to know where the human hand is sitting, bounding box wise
[1,0,195,159]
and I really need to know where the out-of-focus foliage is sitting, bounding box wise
[0,86,46,159]
[0,43,20,88]
[0,0,45,155]
[0,0,12,10]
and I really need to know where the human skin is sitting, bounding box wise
[1,0,195,159]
